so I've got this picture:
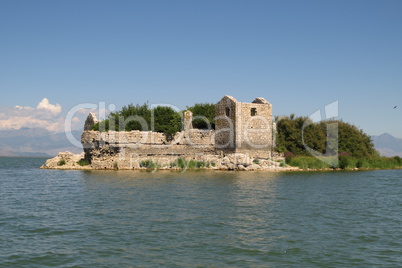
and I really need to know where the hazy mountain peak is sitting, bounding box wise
[371,133,402,157]
[0,127,82,157]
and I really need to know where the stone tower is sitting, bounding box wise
[215,95,273,158]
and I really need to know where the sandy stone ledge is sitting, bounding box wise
[41,152,92,170]
[41,151,300,172]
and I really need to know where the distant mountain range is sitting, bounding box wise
[371,133,402,157]
[0,127,82,157]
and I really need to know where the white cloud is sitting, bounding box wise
[36,98,62,115]
[15,105,33,110]
[0,98,72,132]
[0,116,65,132]
[75,107,110,120]
[0,98,105,132]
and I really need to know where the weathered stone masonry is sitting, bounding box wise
[81,129,216,169]
[80,95,275,169]
[215,96,273,158]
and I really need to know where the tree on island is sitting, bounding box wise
[186,103,216,129]
[91,102,216,138]
[275,115,377,158]
[272,115,402,170]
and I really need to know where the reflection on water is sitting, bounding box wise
[2,158,402,267]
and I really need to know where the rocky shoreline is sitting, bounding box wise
[41,151,300,172]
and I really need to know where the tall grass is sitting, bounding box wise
[139,160,159,169]
[355,156,402,169]
[170,158,210,169]
[286,156,331,169]
[286,155,402,170]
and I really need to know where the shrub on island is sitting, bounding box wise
[91,102,216,139]
[276,115,402,170]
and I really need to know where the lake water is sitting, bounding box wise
[1,157,402,267]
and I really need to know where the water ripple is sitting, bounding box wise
[2,159,402,266]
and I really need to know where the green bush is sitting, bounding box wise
[355,160,363,168]
[275,115,377,158]
[186,103,216,129]
[190,160,207,168]
[176,158,187,169]
[170,158,210,169]
[140,160,159,169]
[152,106,182,140]
[338,155,349,169]
[92,103,182,138]
[57,159,66,166]
[77,159,90,166]
[284,152,295,164]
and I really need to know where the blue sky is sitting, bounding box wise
[1,0,402,136]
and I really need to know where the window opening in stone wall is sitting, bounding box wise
[225,107,230,117]
[251,108,257,116]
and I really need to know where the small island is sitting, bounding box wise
[42,95,402,171]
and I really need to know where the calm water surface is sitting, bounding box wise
[1,157,402,267]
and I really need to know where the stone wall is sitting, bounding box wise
[79,95,275,169]
[42,94,288,170]
[215,95,237,152]
[82,129,215,169]
[215,95,273,158]
[236,99,273,158]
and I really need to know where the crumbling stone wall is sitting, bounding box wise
[81,95,274,168]
[236,98,273,158]
[82,129,215,168]
[84,112,99,131]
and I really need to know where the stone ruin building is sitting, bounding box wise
[81,95,275,169]
[215,95,273,158]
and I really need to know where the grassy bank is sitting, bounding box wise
[285,155,402,170]
[138,158,215,170]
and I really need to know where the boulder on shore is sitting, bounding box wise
[41,151,90,170]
